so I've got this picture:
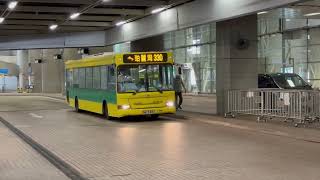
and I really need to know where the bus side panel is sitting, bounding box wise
[102,91,117,116]
[70,88,117,114]
[67,87,75,108]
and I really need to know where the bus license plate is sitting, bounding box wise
[143,110,156,115]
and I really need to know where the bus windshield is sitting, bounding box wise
[117,64,174,93]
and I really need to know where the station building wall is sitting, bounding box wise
[258,9,320,88]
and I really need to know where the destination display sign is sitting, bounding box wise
[123,53,168,63]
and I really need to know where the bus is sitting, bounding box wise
[65,52,176,119]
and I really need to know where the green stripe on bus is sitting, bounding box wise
[68,88,117,104]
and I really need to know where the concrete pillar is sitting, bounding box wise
[130,35,164,52]
[28,48,80,94]
[17,50,29,89]
[216,14,258,115]
[41,49,64,93]
[29,49,42,93]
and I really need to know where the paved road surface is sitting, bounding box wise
[0,96,319,180]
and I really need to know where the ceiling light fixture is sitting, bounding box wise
[116,21,126,26]
[70,13,80,19]
[304,12,320,17]
[0,17,4,23]
[257,11,268,15]
[8,1,18,10]
[49,24,58,30]
[151,7,165,14]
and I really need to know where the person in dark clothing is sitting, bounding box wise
[173,68,186,109]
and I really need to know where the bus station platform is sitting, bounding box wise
[1,95,320,180]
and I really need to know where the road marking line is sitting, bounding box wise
[29,113,43,119]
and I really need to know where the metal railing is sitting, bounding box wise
[225,89,320,127]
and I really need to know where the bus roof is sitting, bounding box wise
[65,51,173,69]
[65,53,115,69]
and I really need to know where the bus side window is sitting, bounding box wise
[93,67,101,89]
[66,70,73,88]
[101,66,108,90]
[73,68,79,88]
[79,68,86,88]
[108,66,116,90]
[85,67,93,89]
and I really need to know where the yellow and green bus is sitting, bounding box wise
[65,52,176,119]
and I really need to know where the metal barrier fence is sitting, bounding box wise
[225,89,320,127]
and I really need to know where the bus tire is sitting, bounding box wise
[75,97,80,112]
[66,91,70,103]
[102,101,111,120]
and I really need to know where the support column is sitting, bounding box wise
[17,50,29,90]
[216,14,258,115]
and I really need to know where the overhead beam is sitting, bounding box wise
[0,30,40,35]
[0,0,167,6]
[63,21,111,27]
[9,13,119,21]
[0,24,47,30]
[2,5,145,15]
[58,26,104,31]
[0,25,103,31]
[3,20,111,27]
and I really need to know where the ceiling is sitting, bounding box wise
[0,0,190,36]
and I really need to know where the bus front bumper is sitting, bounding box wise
[112,107,176,118]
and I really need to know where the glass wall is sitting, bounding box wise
[163,23,216,94]
[113,42,131,53]
[258,10,320,88]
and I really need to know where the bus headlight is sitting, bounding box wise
[118,104,130,110]
[166,101,175,107]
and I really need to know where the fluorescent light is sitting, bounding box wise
[49,24,58,30]
[257,11,268,15]
[102,0,111,2]
[8,1,18,10]
[116,21,126,26]
[304,12,320,17]
[70,13,80,19]
[0,17,4,23]
[151,7,165,14]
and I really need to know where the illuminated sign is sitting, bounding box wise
[0,69,8,75]
[123,53,168,63]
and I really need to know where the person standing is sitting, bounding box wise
[173,68,186,109]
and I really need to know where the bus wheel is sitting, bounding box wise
[75,98,80,112]
[102,102,111,120]
[66,91,69,103]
